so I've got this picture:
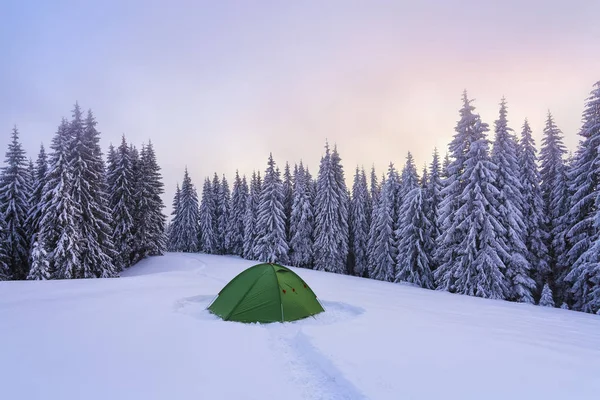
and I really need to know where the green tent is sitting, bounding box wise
[207,263,324,323]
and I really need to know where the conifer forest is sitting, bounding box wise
[3,82,600,315]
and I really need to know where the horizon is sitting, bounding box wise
[2,0,599,215]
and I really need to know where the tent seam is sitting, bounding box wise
[224,268,271,321]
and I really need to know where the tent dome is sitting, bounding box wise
[207,263,324,323]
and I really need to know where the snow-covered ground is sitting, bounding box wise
[1,253,599,400]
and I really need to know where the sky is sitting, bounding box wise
[1,0,599,216]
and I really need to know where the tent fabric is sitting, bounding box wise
[207,263,324,323]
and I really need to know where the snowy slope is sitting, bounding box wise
[1,253,599,400]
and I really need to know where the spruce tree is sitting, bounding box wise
[565,81,600,312]
[539,283,555,307]
[108,136,136,270]
[519,119,550,294]
[170,168,199,252]
[313,143,349,274]
[39,118,82,279]
[491,98,535,303]
[350,167,369,276]
[243,171,262,259]
[395,187,434,289]
[424,149,442,270]
[69,108,117,278]
[226,171,248,256]
[168,183,181,251]
[253,153,289,263]
[199,178,216,253]
[436,91,490,292]
[399,152,419,199]
[211,173,222,252]
[368,163,399,281]
[0,126,31,279]
[282,162,293,241]
[539,112,569,299]
[133,142,167,261]
[289,162,314,268]
[26,234,50,280]
[217,175,231,254]
[453,130,510,299]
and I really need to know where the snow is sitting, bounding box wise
[1,252,599,400]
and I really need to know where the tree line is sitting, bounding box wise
[0,103,166,281]
[168,81,600,315]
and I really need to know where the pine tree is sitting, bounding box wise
[399,152,419,199]
[133,142,167,261]
[168,183,181,251]
[436,91,491,292]
[424,149,442,270]
[368,163,399,282]
[39,118,81,279]
[108,136,136,270]
[199,178,216,253]
[243,171,262,259]
[0,126,31,279]
[313,143,349,274]
[226,171,248,256]
[170,168,199,252]
[565,81,600,312]
[253,153,289,263]
[519,119,550,294]
[26,234,50,280]
[211,173,222,252]
[283,162,293,241]
[454,130,510,298]
[289,162,314,268]
[217,175,231,254]
[395,187,434,289]
[491,98,535,303]
[539,283,555,307]
[539,112,569,299]
[69,108,117,278]
[350,167,369,276]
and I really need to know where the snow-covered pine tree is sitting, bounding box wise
[368,163,399,281]
[452,127,510,299]
[0,126,32,279]
[226,171,248,256]
[442,153,451,179]
[539,112,570,300]
[170,168,199,252]
[217,175,231,254]
[395,186,434,289]
[210,173,222,252]
[424,148,442,271]
[370,166,380,207]
[539,283,555,307]
[26,145,49,246]
[399,152,419,199]
[242,171,262,259]
[491,98,535,303]
[69,107,117,278]
[519,119,550,295]
[289,162,314,268]
[435,91,490,292]
[282,162,293,242]
[349,167,369,277]
[313,143,349,274]
[108,136,136,270]
[167,183,181,251]
[133,141,167,261]
[564,81,600,312]
[253,153,289,263]
[39,118,82,279]
[26,234,50,280]
[199,177,216,254]
[420,164,428,188]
